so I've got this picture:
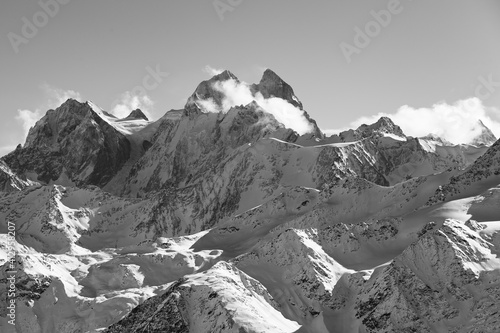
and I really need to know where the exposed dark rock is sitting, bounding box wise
[2,99,131,187]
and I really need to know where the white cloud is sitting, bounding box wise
[15,85,83,139]
[256,96,314,135]
[110,91,153,119]
[41,84,82,107]
[203,65,224,77]
[216,79,254,111]
[196,78,314,135]
[324,98,500,144]
[16,109,45,136]
[196,98,219,113]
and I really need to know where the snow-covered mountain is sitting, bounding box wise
[470,120,497,146]
[1,69,499,333]
[2,100,133,187]
[326,116,406,143]
[0,159,37,192]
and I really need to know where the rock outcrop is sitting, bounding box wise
[2,99,131,187]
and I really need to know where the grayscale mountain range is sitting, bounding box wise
[1,70,499,333]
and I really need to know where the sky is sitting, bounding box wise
[1,0,500,155]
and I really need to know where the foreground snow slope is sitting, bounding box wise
[104,261,300,333]
[0,230,222,332]
[323,219,500,333]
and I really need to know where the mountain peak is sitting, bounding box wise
[62,98,81,106]
[354,116,406,140]
[122,109,148,121]
[260,68,283,84]
[374,116,394,127]
[252,69,303,109]
[470,120,497,146]
[326,117,406,143]
[184,70,239,114]
[244,100,262,110]
[419,133,453,146]
[2,98,131,187]
[357,116,406,138]
[212,69,238,82]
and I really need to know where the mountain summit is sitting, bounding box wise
[470,120,497,146]
[356,116,406,139]
[328,116,406,143]
[251,68,304,109]
[2,99,131,186]
[121,109,149,121]
[185,68,302,113]
[185,70,239,114]
[183,69,323,138]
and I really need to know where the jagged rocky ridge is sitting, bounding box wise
[2,100,132,187]
[1,69,499,333]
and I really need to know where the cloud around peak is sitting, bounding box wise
[324,98,500,145]
[16,84,83,139]
[194,70,315,135]
[110,91,153,119]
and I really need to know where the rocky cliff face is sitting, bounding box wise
[233,227,353,324]
[345,220,500,333]
[2,99,131,187]
[251,69,303,109]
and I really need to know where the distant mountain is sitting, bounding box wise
[427,136,500,205]
[418,133,454,146]
[2,99,131,187]
[185,69,238,114]
[185,69,324,139]
[120,109,149,121]
[251,68,304,109]
[327,116,406,143]
[470,120,497,146]
[418,120,497,147]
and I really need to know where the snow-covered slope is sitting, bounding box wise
[470,120,497,146]
[0,159,37,193]
[427,137,500,205]
[233,228,354,325]
[0,223,222,332]
[86,101,152,136]
[325,117,406,143]
[104,261,300,333]
[328,219,500,333]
